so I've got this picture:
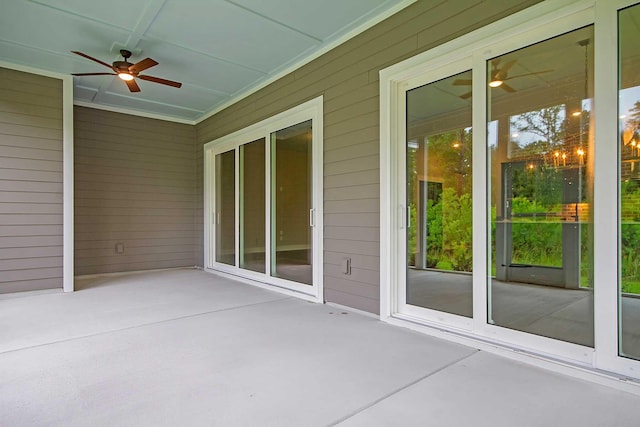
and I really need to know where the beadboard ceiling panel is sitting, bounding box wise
[0,0,412,122]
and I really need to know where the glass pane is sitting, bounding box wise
[488,26,594,346]
[271,120,312,285]
[406,70,473,318]
[215,150,236,265]
[619,4,640,360]
[240,139,266,273]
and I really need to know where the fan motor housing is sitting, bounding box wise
[113,61,133,74]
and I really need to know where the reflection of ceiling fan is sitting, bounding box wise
[453,59,552,99]
[71,49,182,93]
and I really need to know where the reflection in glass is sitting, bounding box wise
[488,26,594,346]
[271,120,313,285]
[619,4,640,360]
[240,139,265,273]
[406,70,473,317]
[215,150,236,266]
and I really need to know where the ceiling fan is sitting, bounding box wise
[454,59,552,99]
[71,49,182,93]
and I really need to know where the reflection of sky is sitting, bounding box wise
[488,120,497,148]
[620,86,640,130]
[510,105,566,147]
[508,99,594,148]
[484,88,639,148]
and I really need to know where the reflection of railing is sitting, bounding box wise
[511,212,562,219]
[506,202,590,222]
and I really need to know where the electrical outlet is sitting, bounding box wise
[115,243,124,254]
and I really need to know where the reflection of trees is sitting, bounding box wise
[425,129,472,196]
[511,105,566,154]
[509,104,588,167]
[407,128,473,271]
[621,102,640,293]
[628,100,640,129]
[622,101,640,164]
[511,165,562,208]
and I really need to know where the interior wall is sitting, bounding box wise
[0,67,63,293]
[74,106,197,275]
[195,0,542,313]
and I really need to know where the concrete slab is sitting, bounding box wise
[0,271,473,426]
[3,269,640,426]
[0,268,287,353]
[338,351,640,427]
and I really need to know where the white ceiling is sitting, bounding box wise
[0,0,412,123]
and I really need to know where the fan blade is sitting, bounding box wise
[493,59,517,80]
[501,60,517,73]
[72,72,117,76]
[138,75,182,88]
[459,91,472,99]
[125,79,141,92]
[129,58,158,74]
[452,79,472,86]
[501,82,516,93]
[71,51,113,69]
[504,70,554,80]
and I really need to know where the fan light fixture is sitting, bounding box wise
[118,73,134,81]
[488,80,503,88]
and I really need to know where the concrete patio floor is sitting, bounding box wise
[2,268,640,426]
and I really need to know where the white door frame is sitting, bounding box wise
[204,96,324,303]
[380,0,640,380]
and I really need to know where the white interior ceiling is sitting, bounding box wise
[0,0,412,123]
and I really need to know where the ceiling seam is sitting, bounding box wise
[223,0,323,43]
[26,0,130,32]
[8,0,418,123]
[93,0,168,104]
[141,35,270,75]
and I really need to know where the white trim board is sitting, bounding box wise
[73,100,197,125]
[63,74,74,292]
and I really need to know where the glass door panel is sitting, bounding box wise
[406,70,473,318]
[271,120,313,285]
[488,26,594,346]
[504,161,564,269]
[619,3,640,360]
[215,150,236,266]
[240,139,266,273]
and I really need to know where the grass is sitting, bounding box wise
[622,280,640,295]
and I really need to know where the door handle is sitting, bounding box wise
[309,208,315,227]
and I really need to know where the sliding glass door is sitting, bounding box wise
[271,120,313,285]
[240,138,266,273]
[205,98,323,300]
[487,26,594,347]
[618,2,640,361]
[382,0,640,378]
[405,71,473,319]
[215,150,235,266]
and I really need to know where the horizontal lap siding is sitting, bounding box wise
[0,67,63,293]
[195,0,541,313]
[74,107,197,275]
